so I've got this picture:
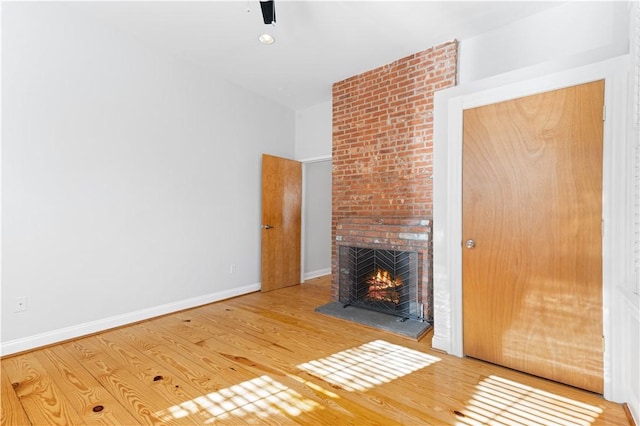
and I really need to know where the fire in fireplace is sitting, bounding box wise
[366,268,402,304]
[338,246,421,320]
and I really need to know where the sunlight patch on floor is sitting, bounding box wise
[456,375,603,426]
[297,339,440,392]
[155,375,320,423]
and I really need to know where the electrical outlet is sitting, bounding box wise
[230,263,236,274]
[15,296,27,312]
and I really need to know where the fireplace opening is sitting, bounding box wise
[338,246,421,320]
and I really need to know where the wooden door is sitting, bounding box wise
[261,154,302,292]
[462,81,604,393]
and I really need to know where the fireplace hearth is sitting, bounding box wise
[339,247,420,320]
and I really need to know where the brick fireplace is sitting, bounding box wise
[336,217,432,321]
[331,40,458,323]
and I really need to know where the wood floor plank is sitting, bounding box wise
[109,319,316,425]
[143,325,388,426]
[119,303,400,426]
[164,309,315,367]
[121,323,338,424]
[151,321,394,425]
[32,346,140,425]
[113,324,261,394]
[1,276,630,425]
[124,320,346,425]
[89,330,262,426]
[1,365,32,426]
[61,338,183,425]
[194,298,363,357]
[2,353,86,426]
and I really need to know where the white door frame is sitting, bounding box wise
[432,55,631,401]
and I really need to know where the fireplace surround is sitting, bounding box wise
[334,217,432,323]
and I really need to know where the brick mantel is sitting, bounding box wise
[336,217,430,249]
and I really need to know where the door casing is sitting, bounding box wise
[432,55,631,400]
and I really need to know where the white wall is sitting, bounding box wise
[1,3,295,354]
[295,101,332,280]
[295,101,332,160]
[459,1,630,85]
[302,160,332,280]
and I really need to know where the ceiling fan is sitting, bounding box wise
[260,0,276,25]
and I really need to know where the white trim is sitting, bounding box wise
[304,268,331,281]
[625,292,640,425]
[297,155,331,164]
[301,162,307,284]
[0,283,261,356]
[433,55,630,402]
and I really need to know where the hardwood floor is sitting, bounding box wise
[1,276,630,425]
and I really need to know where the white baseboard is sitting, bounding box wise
[304,268,331,281]
[1,283,261,357]
[431,334,450,353]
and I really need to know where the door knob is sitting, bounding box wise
[465,239,476,249]
[263,224,274,230]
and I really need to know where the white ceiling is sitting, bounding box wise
[66,1,564,110]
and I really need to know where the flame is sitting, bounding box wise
[365,268,402,304]
[368,268,402,288]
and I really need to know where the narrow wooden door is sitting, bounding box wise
[462,81,604,393]
[261,154,302,292]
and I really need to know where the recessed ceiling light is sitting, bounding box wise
[259,33,275,45]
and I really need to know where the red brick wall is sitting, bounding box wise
[331,40,458,301]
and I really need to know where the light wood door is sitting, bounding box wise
[261,154,302,292]
[462,81,604,393]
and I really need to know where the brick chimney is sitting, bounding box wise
[331,41,458,322]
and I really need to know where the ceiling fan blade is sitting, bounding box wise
[260,0,276,25]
